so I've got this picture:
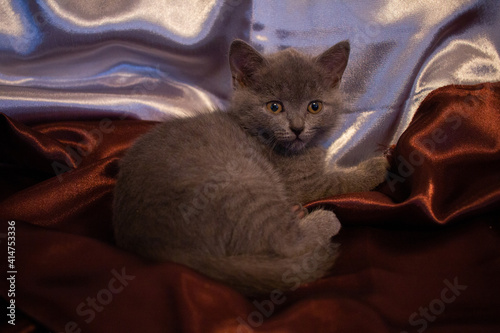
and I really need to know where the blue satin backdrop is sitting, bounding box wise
[1,0,499,166]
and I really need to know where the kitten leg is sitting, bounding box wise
[326,156,389,195]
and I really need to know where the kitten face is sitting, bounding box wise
[229,40,350,153]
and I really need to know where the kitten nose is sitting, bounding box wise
[290,126,304,137]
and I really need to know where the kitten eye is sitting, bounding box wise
[307,101,323,114]
[266,101,283,114]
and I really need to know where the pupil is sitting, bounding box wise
[271,103,279,112]
[311,103,318,110]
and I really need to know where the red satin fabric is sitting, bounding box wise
[309,82,500,226]
[1,82,500,333]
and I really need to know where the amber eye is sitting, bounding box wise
[307,101,323,114]
[266,101,283,114]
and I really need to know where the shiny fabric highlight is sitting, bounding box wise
[1,0,500,166]
[1,81,500,333]
[309,82,500,226]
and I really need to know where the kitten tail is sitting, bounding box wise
[167,242,340,296]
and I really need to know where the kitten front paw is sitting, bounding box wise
[359,156,389,190]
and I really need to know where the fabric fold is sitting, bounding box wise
[1,83,499,332]
[308,82,500,226]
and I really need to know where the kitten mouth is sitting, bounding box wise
[285,138,307,151]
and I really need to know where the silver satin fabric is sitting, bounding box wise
[1,0,499,167]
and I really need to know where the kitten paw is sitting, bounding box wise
[275,209,341,257]
[300,209,341,244]
[358,156,389,190]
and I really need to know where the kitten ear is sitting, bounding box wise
[315,40,350,88]
[229,39,267,89]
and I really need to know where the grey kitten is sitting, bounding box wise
[113,40,388,296]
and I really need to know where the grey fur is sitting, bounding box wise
[113,40,388,296]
